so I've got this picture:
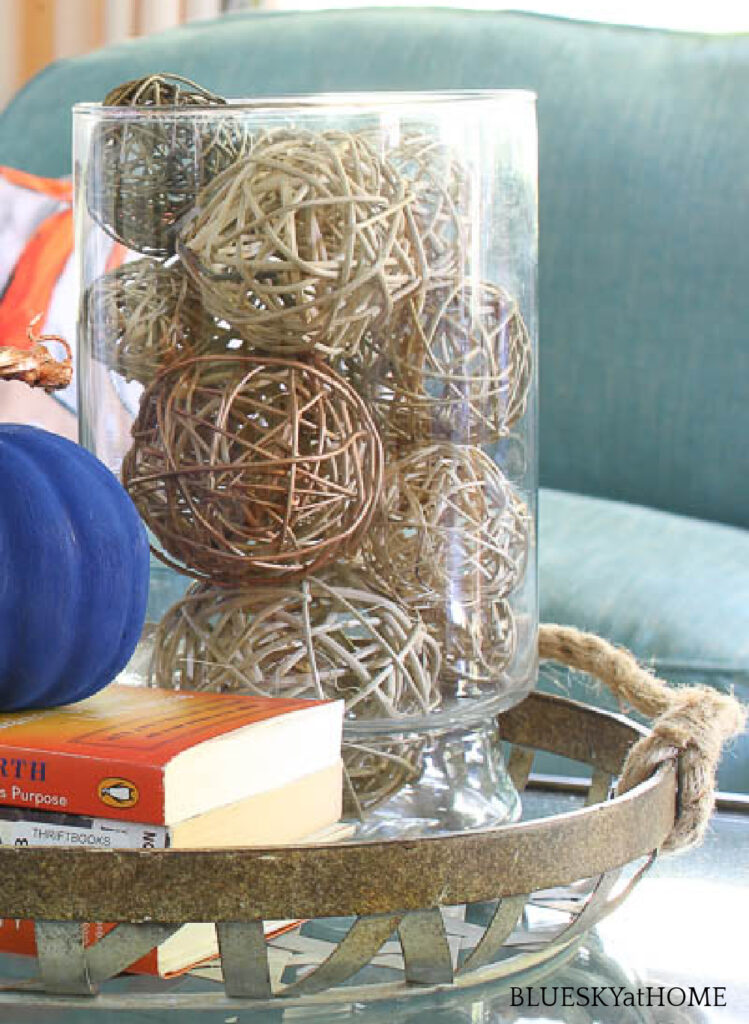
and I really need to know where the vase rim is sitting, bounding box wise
[73,89,537,118]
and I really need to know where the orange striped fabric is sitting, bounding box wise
[0,209,74,350]
[0,166,72,203]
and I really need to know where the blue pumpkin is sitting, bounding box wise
[0,424,149,709]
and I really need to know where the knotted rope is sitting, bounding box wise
[539,624,747,853]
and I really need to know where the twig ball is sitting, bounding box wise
[430,597,517,692]
[357,280,532,445]
[386,131,469,285]
[102,73,225,108]
[340,735,428,818]
[122,355,384,584]
[178,129,427,358]
[148,569,441,719]
[88,74,249,257]
[362,443,529,608]
[148,569,441,814]
[84,258,231,385]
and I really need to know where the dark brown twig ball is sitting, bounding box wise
[122,354,384,584]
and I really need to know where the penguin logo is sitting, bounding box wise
[98,778,139,809]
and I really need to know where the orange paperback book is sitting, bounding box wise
[0,684,343,823]
[0,684,344,976]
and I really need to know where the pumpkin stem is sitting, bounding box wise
[0,315,73,392]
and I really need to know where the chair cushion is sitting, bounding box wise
[539,488,749,792]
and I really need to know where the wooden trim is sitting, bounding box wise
[92,0,106,49]
[138,0,181,34]
[53,0,108,60]
[131,0,142,36]
[20,0,55,85]
[185,0,221,19]
[0,0,19,109]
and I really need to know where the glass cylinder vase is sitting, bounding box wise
[74,90,538,837]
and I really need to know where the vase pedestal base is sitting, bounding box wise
[350,719,521,840]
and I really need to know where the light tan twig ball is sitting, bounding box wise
[362,443,529,609]
[357,280,532,445]
[341,734,428,818]
[84,258,231,385]
[102,73,225,108]
[386,131,470,285]
[178,129,427,358]
[122,355,383,584]
[148,568,441,720]
[148,568,441,814]
[429,597,517,693]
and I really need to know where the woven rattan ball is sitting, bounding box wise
[88,74,249,257]
[357,280,532,445]
[362,443,529,609]
[84,258,231,385]
[341,734,428,817]
[149,569,441,718]
[102,74,225,108]
[430,597,516,693]
[177,129,427,358]
[122,355,383,584]
[148,568,441,813]
[387,132,469,285]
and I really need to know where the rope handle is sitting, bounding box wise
[539,624,747,853]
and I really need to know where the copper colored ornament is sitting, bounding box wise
[362,442,529,609]
[84,258,231,385]
[178,128,427,358]
[88,73,249,257]
[0,317,72,392]
[358,280,532,445]
[122,355,383,584]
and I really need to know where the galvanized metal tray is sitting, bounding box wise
[0,688,677,1011]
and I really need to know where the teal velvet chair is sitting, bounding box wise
[1,9,746,790]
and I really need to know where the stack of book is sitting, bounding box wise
[0,685,344,976]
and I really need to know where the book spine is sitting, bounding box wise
[0,746,165,822]
[0,806,169,850]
